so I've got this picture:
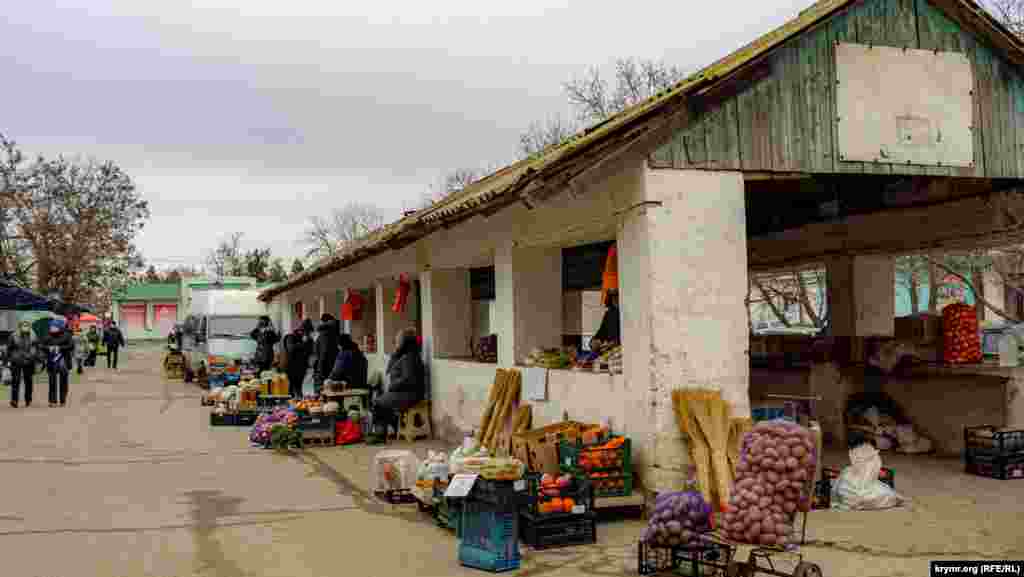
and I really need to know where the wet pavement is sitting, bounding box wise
[0,344,1018,577]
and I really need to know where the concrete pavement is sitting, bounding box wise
[0,345,1019,577]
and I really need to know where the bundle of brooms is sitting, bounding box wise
[475,368,525,453]
[671,389,749,511]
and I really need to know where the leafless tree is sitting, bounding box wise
[987,0,1024,36]
[205,232,245,278]
[303,201,385,260]
[564,58,688,125]
[408,168,488,212]
[518,116,580,159]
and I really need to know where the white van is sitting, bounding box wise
[182,289,268,378]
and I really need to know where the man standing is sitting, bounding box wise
[104,321,126,369]
[85,326,100,367]
[282,324,312,398]
[8,321,38,408]
[249,316,280,373]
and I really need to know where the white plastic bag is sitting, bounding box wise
[832,444,905,511]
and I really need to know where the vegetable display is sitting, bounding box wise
[722,420,817,547]
[249,407,299,446]
[942,303,982,364]
[639,491,714,549]
[535,473,583,515]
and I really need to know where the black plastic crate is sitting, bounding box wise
[375,489,418,504]
[467,477,533,508]
[297,414,336,432]
[209,412,236,426]
[521,512,596,550]
[235,411,259,427]
[965,426,1024,459]
[637,540,735,576]
[965,453,1024,480]
[521,473,594,520]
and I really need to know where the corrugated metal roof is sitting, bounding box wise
[261,0,1024,301]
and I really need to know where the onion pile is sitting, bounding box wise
[723,420,817,547]
[640,491,714,549]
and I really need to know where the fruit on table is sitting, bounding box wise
[942,303,982,364]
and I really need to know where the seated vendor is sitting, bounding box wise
[327,334,368,389]
[371,327,425,437]
[589,289,620,351]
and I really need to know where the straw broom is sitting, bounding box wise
[481,370,509,448]
[727,417,753,475]
[702,392,733,510]
[485,370,520,450]
[671,390,714,506]
[476,369,507,444]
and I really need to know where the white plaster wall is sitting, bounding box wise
[495,243,517,367]
[513,246,563,364]
[431,268,473,359]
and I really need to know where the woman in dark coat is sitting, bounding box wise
[328,333,368,389]
[249,316,280,373]
[314,314,340,393]
[41,320,74,407]
[372,327,425,435]
[8,321,38,408]
[282,324,313,398]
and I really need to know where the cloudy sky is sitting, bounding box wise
[1,0,811,270]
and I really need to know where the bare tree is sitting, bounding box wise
[409,168,486,211]
[303,202,385,260]
[206,232,245,278]
[518,116,580,159]
[564,57,688,125]
[268,258,287,282]
[987,0,1024,36]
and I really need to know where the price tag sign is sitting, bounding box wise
[444,474,479,498]
[572,505,585,514]
[513,479,526,492]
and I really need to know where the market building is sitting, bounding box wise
[111,282,181,340]
[260,0,1024,491]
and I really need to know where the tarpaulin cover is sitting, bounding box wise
[0,283,56,311]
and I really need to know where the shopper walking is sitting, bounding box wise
[41,321,73,407]
[71,329,87,374]
[8,321,38,408]
[85,326,100,367]
[282,324,313,398]
[249,316,280,373]
[103,322,126,369]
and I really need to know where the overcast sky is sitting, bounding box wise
[1,0,811,270]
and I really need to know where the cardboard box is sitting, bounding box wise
[511,421,594,475]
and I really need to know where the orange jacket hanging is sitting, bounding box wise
[601,244,618,306]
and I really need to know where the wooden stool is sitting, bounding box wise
[397,400,432,442]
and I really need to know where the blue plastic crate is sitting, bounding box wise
[458,503,519,572]
[751,407,785,422]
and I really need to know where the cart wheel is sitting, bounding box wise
[727,561,756,577]
[793,561,824,577]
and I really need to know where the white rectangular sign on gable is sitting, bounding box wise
[835,42,974,167]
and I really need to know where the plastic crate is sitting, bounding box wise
[637,540,735,576]
[209,412,236,426]
[297,414,336,432]
[522,473,594,520]
[235,411,259,427]
[559,437,631,475]
[965,454,1024,480]
[520,513,596,550]
[965,426,1024,459]
[467,478,533,508]
[751,407,786,422]
[458,502,520,573]
[589,473,633,498]
[374,489,418,504]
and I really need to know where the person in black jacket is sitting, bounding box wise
[328,333,368,389]
[103,322,126,369]
[41,321,74,407]
[372,327,425,435]
[249,316,280,373]
[314,314,340,394]
[282,324,313,398]
[8,321,38,408]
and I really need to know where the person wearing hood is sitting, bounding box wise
[314,314,340,394]
[41,320,74,407]
[328,333,368,389]
[85,325,101,367]
[249,316,280,373]
[8,321,39,408]
[282,323,313,398]
[103,322,126,369]
[372,327,426,436]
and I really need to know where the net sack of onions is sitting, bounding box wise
[639,491,715,549]
[722,420,817,547]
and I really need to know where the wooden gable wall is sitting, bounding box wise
[650,0,1024,178]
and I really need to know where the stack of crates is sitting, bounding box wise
[457,478,530,573]
[519,473,596,549]
[207,356,228,388]
[559,435,633,498]
[965,425,1024,480]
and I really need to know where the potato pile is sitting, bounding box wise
[640,491,714,549]
[722,420,817,547]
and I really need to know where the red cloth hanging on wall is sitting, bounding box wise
[600,244,619,306]
[341,289,364,321]
[392,274,411,314]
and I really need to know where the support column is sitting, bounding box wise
[827,255,895,337]
[624,168,749,493]
[376,279,403,357]
[280,294,293,333]
[146,302,154,332]
[494,243,563,367]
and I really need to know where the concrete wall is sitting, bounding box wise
[430,268,472,359]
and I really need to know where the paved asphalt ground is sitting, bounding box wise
[0,344,1019,577]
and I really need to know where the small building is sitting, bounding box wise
[112,283,181,340]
